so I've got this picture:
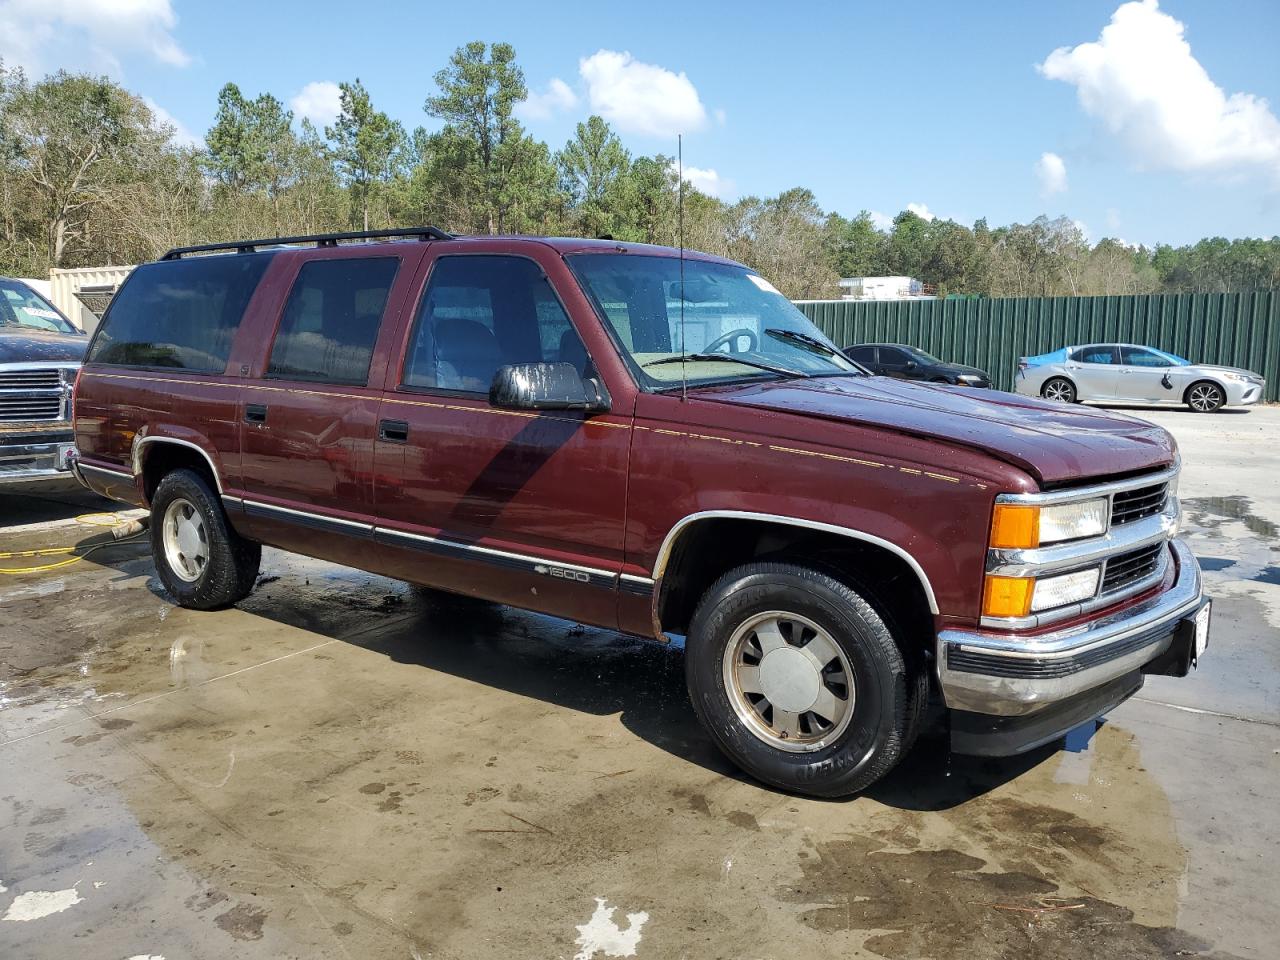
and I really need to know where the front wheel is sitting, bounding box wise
[1186,381,1225,413]
[685,562,926,798]
[151,468,260,609]
[1041,377,1076,403]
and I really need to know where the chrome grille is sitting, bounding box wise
[0,394,63,421]
[1111,482,1168,526]
[1102,543,1163,594]
[0,368,61,390]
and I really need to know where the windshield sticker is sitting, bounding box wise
[21,308,62,320]
[746,274,781,294]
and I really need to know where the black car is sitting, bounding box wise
[843,343,992,387]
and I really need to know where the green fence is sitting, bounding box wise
[796,292,1279,402]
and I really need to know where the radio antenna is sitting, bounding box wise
[678,133,686,401]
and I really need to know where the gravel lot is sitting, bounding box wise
[1,405,1277,960]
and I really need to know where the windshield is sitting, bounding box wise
[905,346,943,364]
[567,254,859,388]
[0,279,77,334]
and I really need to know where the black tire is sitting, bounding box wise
[1041,376,1076,403]
[686,562,925,798]
[1185,380,1225,413]
[929,376,951,384]
[150,468,260,610]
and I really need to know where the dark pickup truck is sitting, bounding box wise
[71,227,1210,797]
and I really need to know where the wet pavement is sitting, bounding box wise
[1,407,1278,959]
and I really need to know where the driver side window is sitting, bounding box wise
[402,256,590,393]
[1121,347,1167,367]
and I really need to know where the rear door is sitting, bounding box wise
[1066,345,1121,399]
[370,247,631,628]
[236,247,425,560]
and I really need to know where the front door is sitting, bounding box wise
[237,248,422,563]
[1117,346,1176,402]
[877,346,916,379]
[371,250,631,629]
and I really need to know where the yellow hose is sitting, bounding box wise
[0,513,149,575]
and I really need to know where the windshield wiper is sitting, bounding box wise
[764,328,839,357]
[642,353,808,378]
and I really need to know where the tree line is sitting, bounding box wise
[2,42,1277,300]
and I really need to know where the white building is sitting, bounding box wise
[837,276,936,302]
[48,265,135,333]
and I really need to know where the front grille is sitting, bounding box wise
[1102,543,1163,594]
[1111,482,1168,525]
[0,394,63,422]
[0,368,61,390]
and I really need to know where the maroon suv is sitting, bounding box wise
[71,227,1210,797]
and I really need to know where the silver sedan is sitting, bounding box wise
[1015,343,1266,412]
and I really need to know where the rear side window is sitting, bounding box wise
[267,257,399,385]
[402,256,588,393]
[1072,345,1119,364]
[87,254,272,371]
[845,345,876,363]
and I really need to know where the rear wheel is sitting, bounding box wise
[1041,377,1076,403]
[685,562,926,798]
[1186,381,1225,413]
[151,468,260,609]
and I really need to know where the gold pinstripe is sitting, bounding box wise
[82,370,988,489]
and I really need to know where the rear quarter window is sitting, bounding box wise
[265,256,400,385]
[87,254,273,371]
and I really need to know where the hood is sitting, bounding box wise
[1194,364,1263,380]
[940,362,990,380]
[693,375,1176,486]
[0,327,89,365]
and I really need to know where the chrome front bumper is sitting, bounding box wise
[937,538,1204,717]
[0,435,78,488]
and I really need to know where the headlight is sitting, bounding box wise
[1221,372,1249,382]
[957,374,983,382]
[982,567,1101,618]
[989,497,1109,549]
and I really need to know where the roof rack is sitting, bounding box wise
[159,226,455,261]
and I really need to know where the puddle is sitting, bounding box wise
[1182,496,1279,539]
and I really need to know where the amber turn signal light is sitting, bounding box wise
[990,503,1040,549]
[982,575,1034,618]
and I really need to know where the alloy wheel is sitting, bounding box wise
[1043,379,1074,402]
[721,611,855,753]
[162,497,209,582]
[1189,383,1223,412]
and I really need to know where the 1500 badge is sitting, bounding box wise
[535,564,591,583]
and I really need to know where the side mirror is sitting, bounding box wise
[905,360,918,370]
[489,362,610,413]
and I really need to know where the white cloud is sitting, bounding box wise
[579,49,707,138]
[290,81,343,129]
[670,162,733,198]
[906,202,935,221]
[714,107,727,127]
[1036,151,1068,194]
[144,97,201,148]
[516,77,578,122]
[1039,0,1280,183]
[869,210,894,230]
[0,0,189,76]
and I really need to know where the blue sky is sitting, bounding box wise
[4,0,1278,246]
